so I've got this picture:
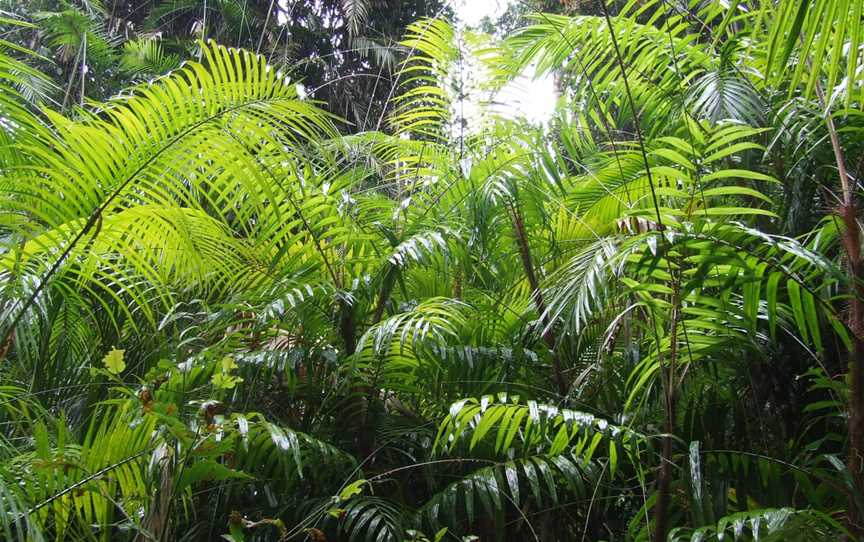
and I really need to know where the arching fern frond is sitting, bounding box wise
[436,396,640,470]
[668,507,844,541]
[119,37,181,78]
[0,40,336,340]
[391,18,459,142]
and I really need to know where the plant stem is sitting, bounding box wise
[654,268,680,542]
[508,202,567,396]
[814,80,864,536]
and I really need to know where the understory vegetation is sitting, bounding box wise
[2,0,864,540]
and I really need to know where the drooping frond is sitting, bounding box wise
[1,40,336,337]
[119,37,181,78]
[341,0,371,37]
[765,0,864,106]
[436,395,640,464]
[391,18,459,141]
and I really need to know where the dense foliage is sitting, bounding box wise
[1,1,864,540]
[0,0,445,129]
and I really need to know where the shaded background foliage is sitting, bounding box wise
[0,0,447,129]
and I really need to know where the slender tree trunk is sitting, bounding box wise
[353,273,399,459]
[338,298,373,457]
[371,269,397,325]
[840,200,864,537]
[654,274,679,542]
[79,32,87,106]
[841,199,864,536]
[0,329,12,363]
[61,50,80,109]
[814,82,864,536]
[339,298,357,356]
[137,454,173,542]
[508,202,567,396]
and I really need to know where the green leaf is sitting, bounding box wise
[787,280,809,343]
[177,461,250,492]
[103,348,126,374]
[211,372,243,390]
[703,142,762,164]
[221,356,238,372]
[767,272,781,339]
[340,479,367,501]
[701,169,777,183]
[699,186,773,203]
[802,289,822,351]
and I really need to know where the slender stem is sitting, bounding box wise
[61,44,81,109]
[509,201,567,396]
[79,32,86,106]
[598,0,664,231]
[813,74,864,537]
[654,265,680,542]
[256,0,276,55]
[371,269,396,325]
[596,3,676,533]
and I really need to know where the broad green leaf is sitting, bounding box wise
[340,479,367,501]
[103,348,126,374]
[176,461,250,492]
[787,280,809,343]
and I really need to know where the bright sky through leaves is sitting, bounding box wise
[452,0,557,124]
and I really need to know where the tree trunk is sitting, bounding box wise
[654,274,679,542]
[508,202,567,396]
[137,453,173,542]
[841,202,864,536]
[338,298,374,458]
[0,329,12,363]
[814,80,863,536]
[371,269,397,325]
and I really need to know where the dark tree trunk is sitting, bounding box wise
[654,275,679,542]
[812,78,864,536]
[509,203,567,396]
[841,202,864,536]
